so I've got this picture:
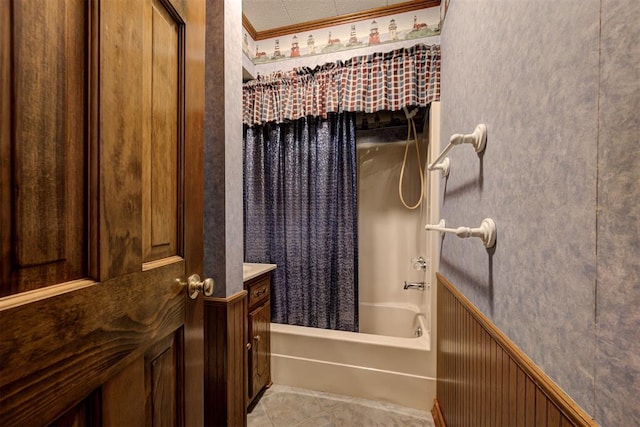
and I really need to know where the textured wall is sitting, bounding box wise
[440,0,640,424]
[205,0,244,297]
[595,0,640,425]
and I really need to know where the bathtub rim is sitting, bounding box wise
[270,302,430,352]
[270,302,435,410]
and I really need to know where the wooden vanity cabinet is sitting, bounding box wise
[245,273,272,408]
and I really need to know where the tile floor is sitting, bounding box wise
[247,384,435,427]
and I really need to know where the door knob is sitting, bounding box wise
[178,274,214,299]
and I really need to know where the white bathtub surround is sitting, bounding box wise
[270,303,435,411]
[357,135,431,310]
[359,302,428,338]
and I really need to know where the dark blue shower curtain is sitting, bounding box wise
[243,113,358,332]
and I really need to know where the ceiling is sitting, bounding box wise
[243,0,435,36]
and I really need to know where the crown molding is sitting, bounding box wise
[242,13,258,41]
[243,0,440,41]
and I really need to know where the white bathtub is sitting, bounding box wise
[270,302,436,410]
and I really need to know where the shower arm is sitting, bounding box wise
[428,124,487,171]
[425,218,497,248]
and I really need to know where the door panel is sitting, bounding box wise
[99,0,145,279]
[51,390,101,427]
[143,0,182,264]
[146,332,183,427]
[1,0,87,297]
[0,0,205,425]
[102,330,184,427]
[102,356,146,427]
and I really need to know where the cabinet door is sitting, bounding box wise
[249,300,271,399]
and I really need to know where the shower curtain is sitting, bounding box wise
[244,113,358,332]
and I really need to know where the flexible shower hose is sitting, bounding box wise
[398,114,426,210]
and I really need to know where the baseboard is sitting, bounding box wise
[431,399,446,427]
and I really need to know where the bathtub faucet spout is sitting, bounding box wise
[403,281,426,291]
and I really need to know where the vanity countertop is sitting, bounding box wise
[243,263,277,282]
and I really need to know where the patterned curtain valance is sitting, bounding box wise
[242,43,440,126]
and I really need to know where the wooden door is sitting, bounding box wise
[0,0,205,425]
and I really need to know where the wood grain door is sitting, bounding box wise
[0,0,206,425]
